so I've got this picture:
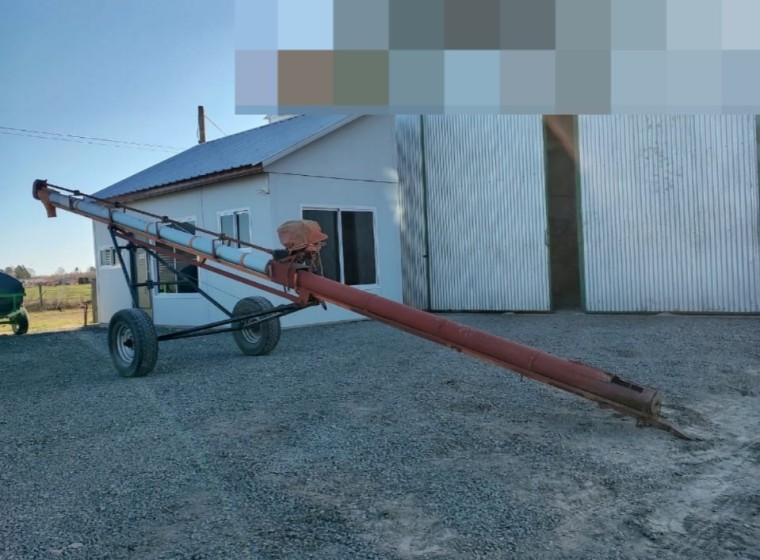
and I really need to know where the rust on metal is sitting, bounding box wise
[267,259,690,438]
[283,267,661,414]
[33,183,691,439]
[277,220,327,252]
[32,179,57,218]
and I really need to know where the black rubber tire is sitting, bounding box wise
[108,308,158,377]
[232,296,281,356]
[12,308,28,335]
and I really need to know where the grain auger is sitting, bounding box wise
[33,179,690,439]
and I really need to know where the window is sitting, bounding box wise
[99,247,117,267]
[219,210,251,248]
[302,208,377,286]
[155,220,199,294]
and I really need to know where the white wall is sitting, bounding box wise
[93,221,134,322]
[269,174,402,327]
[129,175,273,327]
[268,116,401,327]
[267,116,398,184]
[93,174,273,326]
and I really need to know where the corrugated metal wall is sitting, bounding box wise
[578,115,760,313]
[396,116,551,311]
[395,116,428,309]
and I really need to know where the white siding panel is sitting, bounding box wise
[93,221,134,323]
[397,115,551,311]
[579,115,760,313]
[269,172,402,328]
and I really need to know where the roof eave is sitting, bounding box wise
[106,164,264,203]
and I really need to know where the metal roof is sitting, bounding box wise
[93,115,358,199]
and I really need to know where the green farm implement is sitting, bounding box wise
[0,271,28,335]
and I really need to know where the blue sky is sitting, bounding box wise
[0,0,266,275]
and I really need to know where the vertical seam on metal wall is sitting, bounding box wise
[574,116,586,312]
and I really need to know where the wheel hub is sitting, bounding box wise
[115,324,135,363]
[241,321,262,344]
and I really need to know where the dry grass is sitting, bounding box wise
[23,283,94,311]
[0,307,94,336]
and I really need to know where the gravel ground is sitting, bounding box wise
[1,312,758,560]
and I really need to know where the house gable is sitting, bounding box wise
[266,116,397,184]
[94,115,358,201]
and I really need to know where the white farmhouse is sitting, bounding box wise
[92,115,401,328]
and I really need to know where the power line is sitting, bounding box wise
[204,114,227,136]
[0,130,178,153]
[0,125,182,153]
[0,125,181,150]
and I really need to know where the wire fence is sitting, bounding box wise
[23,284,94,312]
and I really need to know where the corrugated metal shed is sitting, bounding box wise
[396,115,551,311]
[94,115,358,199]
[578,115,760,313]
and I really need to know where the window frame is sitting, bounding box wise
[300,204,380,288]
[98,246,119,268]
[151,215,201,298]
[217,207,252,250]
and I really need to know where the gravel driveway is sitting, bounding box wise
[1,312,758,559]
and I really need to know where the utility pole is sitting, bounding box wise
[197,106,206,144]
